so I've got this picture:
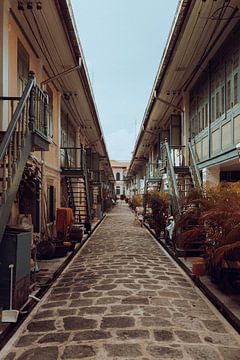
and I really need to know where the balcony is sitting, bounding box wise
[0,83,50,152]
[146,162,162,180]
[60,147,86,176]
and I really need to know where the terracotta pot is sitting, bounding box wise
[192,257,206,276]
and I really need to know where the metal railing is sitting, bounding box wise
[60,146,92,222]
[161,141,181,214]
[60,146,86,169]
[34,85,48,136]
[188,141,202,188]
[0,72,48,243]
[90,170,101,183]
[146,162,162,179]
[0,72,49,198]
[170,145,186,167]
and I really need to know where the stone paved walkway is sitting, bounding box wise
[1,203,240,359]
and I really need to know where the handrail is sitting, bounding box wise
[188,141,202,188]
[0,73,35,163]
[164,140,181,213]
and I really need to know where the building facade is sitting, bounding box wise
[127,0,240,213]
[111,160,129,198]
[0,0,114,308]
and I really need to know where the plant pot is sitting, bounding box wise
[192,257,206,276]
[69,225,84,243]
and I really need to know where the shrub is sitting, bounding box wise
[177,182,240,284]
[132,194,143,209]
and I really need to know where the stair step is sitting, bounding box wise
[174,166,190,174]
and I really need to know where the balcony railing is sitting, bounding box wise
[90,170,101,183]
[146,162,162,179]
[60,146,86,170]
[160,144,186,168]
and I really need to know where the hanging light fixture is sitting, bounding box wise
[17,1,42,11]
[36,1,42,10]
[27,1,33,10]
[17,1,24,10]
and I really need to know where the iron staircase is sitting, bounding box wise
[61,146,91,225]
[161,140,203,255]
[161,140,202,215]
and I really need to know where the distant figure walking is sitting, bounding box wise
[166,215,175,242]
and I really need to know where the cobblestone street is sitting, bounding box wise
[1,203,240,360]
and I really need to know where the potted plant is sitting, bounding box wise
[147,190,170,239]
[177,183,240,291]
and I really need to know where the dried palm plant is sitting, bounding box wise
[178,182,240,268]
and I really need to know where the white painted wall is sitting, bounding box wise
[112,166,127,197]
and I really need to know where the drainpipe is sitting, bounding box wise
[208,61,211,159]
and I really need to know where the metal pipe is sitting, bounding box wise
[155,96,183,112]
[41,61,81,85]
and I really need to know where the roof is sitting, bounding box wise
[127,0,240,178]
[111,160,130,169]
[9,0,114,182]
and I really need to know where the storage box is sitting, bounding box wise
[0,229,32,309]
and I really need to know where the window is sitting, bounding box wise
[205,104,208,128]
[234,73,238,105]
[201,107,204,130]
[211,96,215,122]
[47,185,56,222]
[216,92,220,119]
[221,86,225,115]
[198,111,201,132]
[116,172,120,181]
[226,80,231,110]
[116,186,120,195]
[17,40,29,96]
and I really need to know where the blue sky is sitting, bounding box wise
[71,0,179,160]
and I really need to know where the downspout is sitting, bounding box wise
[208,61,211,159]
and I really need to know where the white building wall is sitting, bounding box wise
[112,166,127,197]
